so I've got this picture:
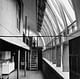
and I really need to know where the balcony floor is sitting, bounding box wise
[3,70,44,79]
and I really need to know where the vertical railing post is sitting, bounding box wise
[56,35,62,67]
[17,50,20,79]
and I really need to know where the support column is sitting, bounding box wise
[24,51,27,76]
[17,50,20,79]
[62,27,69,72]
[56,35,62,67]
[55,37,57,64]
[63,43,69,72]
[51,38,53,62]
[52,39,56,64]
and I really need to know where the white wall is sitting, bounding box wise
[0,0,23,36]
[0,0,24,41]
[0,0,16,33]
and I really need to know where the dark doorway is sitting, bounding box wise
[69,36,80,79]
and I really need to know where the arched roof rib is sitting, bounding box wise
[41,29,48,44]
[40,0,76,45]
[43,21,53,39]
[68,0,74,8]
[47,0,64,27]
[61,3,73,23]
[46,4,61,33]
[56,0,68,29]
[50,0,60,15]
[42,26,55,45]
[60,0,75,20]
[41,27,47,37]
[38,32,46,47]
[42,24,52,41]
[43,22,51,37]
[41,28,50,44]
[46,2,65,30]
[46,2,64,31]
[41,25,50,42]
[57,0,76,24]
[43,20,52,37]
[45,12,56,36]
[44,16,54,36]
[45,9,58,35]
[41,24,49,37]
[48,0,76,27]
[43,19,53,43]
[56,0,72,27]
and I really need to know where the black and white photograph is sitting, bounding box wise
[0,0,79,79]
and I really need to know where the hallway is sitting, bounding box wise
[3,70,44,79]
[0,0,80,79]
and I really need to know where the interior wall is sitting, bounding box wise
[69,36,80,79]
[23,0,37,32]
[71,0,80,28]
[0,0,18,35]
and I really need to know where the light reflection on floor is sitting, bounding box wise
[6,70,44,79]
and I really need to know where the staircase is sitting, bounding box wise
[20,47,41,71]
[30,49,38,70]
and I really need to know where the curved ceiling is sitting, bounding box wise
[40,0,76,45]
[23,0,76,47]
